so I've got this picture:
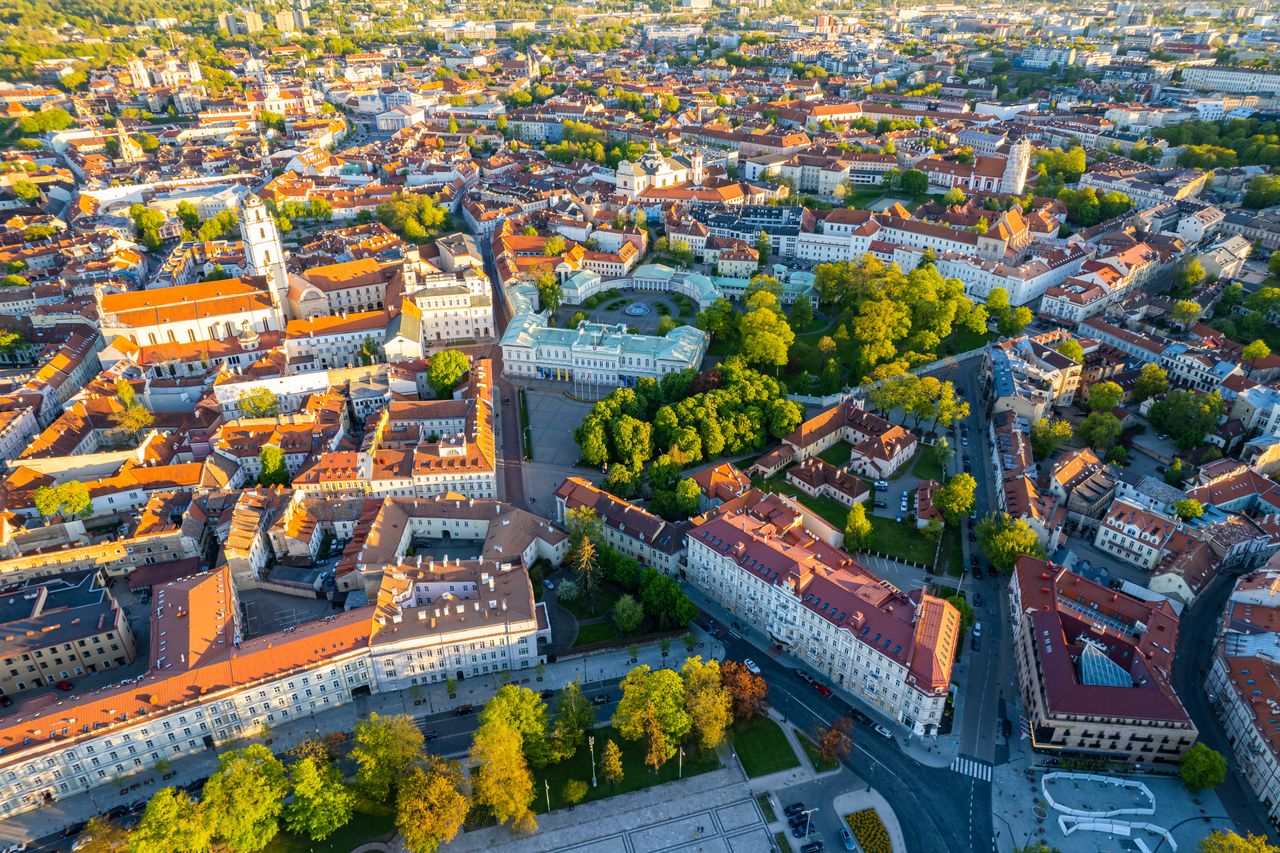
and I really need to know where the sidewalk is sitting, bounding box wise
[0,637,723,847]
[678,578,959,770]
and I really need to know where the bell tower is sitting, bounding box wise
[1001,138,1032,195]
[240,194,289,319]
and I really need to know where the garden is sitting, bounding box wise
[847,808,893,853]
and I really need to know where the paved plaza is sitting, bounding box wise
[552,289,696,337]
[992,755,1236,853]
[440,767,773,853]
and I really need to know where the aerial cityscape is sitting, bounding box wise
[0,0,1278,851]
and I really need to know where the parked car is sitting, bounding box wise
[802,842,826,853]
[542,579,555,590]
[873,499,887,509]
[783,802,807,818]
[849,708,872,726]
[973,592,983,608]
[591,693,610,705]
[972,622,983,638]
[873,724,893,738]
[814,683,832,697]
[743,658,762,675]
[840,827,856,851]
[788,814,810,829]
[961,435,969,447]
[972,634,981,652]
[873,480,889,491]
[453,704,474,716]
[423,730,438,741]
[970,554,979,568]
[792,823,819,839]
[987,563,998,577]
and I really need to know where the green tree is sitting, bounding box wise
[395,757,470,853]
[1244,175,1280,209]
[201,744,289,852]
[942,187,966,206]
[284,757,354,841]
[1077,412,1122,450]
[12,180,40,203]
[977,513,1045,573]
[613,593,645,634]
[427,350,470,398]
[1244,339,1271,376]
[479,684,555,768]
[789,296,813,331]
[932,436,954,469]
[600,739,624,785]
[738,290,794,371]
[535,270,562,313]
[944,594,974,632]
[998,305,1033,337]
[1133,363,1169,402]
[352,713,426,802]
[109,402,155,440]
[935,473,977,526]
[1031,418,1073,459]
[1150,390,1225,450]
[129,787,212,853]
[1087,380,1124,413]
[1180,742,1227,793]
[33,480,92,520]
[563,778,589,806]
[681,656,733,750]
[1174,498,1205,521]
[551,681,596,758]
[543,235,567,256]
[258,445,290,487]
[1174,257,1207,297]
[1172,299,1203,326]
[1056,338,1084,363]
[239,387,279,417]
[469,720,536,832]
[613,664,690,764]
[900,168,928,194]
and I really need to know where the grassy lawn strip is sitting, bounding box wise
[912,450,944,482]
[774,831,794,853]
[572,621,619,647]
[265,798,394,853]
[757,793,777,823]
[732,717,800,779]
[866,516,936,565]
[944,528,964,577]
[532,726,719,812]
[817,440,854,467]
[518,389,532,461]
[794,729,839,772]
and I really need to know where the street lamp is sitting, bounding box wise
[545,778,551,812]
[678,745,684,779]
[589,735,597,787]
[802,807,818,839]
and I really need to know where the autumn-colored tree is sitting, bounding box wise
[681,656,733,750]
[815,717,853,763]
[396,756,470,853]
[721,660,769,720]
[642,706,669,772]
[600,739,624,785]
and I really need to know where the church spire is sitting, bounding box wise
[239,194,289,322]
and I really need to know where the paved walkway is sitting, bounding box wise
[433,765,771,853]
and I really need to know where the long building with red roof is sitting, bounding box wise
[685,488,958,735]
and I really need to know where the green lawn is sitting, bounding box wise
[866,516,937,566]
[818,440,854,467]
[793,492,853,530]
[572,621,620,647]
[731,717,800,779]
[936,327,994,359]
[794,728,839,772]
[775,831,794,853]
[532,726,719,812]
[560,587,620,620]
[265,800,395,853]
[912,449,945,482]
[944,528,964,577]
[757,793,777,823]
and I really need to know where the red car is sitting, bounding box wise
[54,680,73,691]
[814,684,832,697]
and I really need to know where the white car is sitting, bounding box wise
[743,658,762,675]
[873,724,893,738]
[972,622,983,638]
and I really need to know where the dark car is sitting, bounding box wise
[849,708,872,726]
[453,704,474,716]
[987,563,998,577]
[969,554,979,568]
[62,821,87,837]
[792,823,819,839]
[591,694,610,705]
[802,843,826,853]
[973,592,983,608]
[423,730,438,741]
[783,802,806,818]
[540,689,555,699]
[972,634,981,652]
[788,814,810,829]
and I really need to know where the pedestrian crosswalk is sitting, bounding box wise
[951,756,992,781]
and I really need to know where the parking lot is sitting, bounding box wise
[239,588,337,640]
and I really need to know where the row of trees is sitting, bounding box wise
[374,192,451,244]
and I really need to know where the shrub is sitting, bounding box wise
[847,809,891,853]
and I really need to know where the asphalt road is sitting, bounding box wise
[714,618,992,853]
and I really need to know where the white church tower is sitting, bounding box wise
[240,194,289,319]
[1000,138,1033,195]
